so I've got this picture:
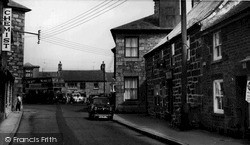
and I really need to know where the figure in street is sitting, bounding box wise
[16,94,22,111]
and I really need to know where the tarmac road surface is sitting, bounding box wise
[11,104,167,145]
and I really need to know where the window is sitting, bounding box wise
[25,70,32,78]
[68,82,77,88]
[124,77,138,100]
[187,35,190,61]
[125,37,138,57]
[213,31,222,61]
[94,82,99,89]
[213,79,224,114]
[171,43,175,66]
[80,82,85,90]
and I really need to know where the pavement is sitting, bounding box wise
[1,110,250,145]
[113,114,250,145]
[0,111,23,145]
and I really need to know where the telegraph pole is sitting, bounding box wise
[181,0,188,130]
[101,61,106,95]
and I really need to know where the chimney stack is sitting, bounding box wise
[153,0,181,29]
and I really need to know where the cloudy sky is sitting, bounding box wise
[13,0,154,72]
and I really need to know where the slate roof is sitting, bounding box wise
[201,0,250,31]
[39,72,58,78]
[8,0,31,12]
[111,14,162,30]
[146,0,223,55]
[62,70,114,82]
[145,0,249,56]
[23,62,40,68]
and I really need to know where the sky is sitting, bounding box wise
[13,0,155,72]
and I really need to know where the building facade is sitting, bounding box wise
[62,70,114,98]
[23,62,64,104]
[200,1,250,138]
[145,0,250,138]
[0,0,30,121]
[111,0,182,113]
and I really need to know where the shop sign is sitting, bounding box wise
[246,79,250,103]
[2,8,12,51]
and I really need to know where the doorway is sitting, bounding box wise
[236,76,249,135]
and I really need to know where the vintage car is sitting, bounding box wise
[88,96,113,120]
[72,92,84,103]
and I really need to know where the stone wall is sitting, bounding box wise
[201,14,250,137]
[145,26,203,127]
[114,32,166,113]
[2,9,26,108]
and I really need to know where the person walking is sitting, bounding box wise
[16,94,22,111]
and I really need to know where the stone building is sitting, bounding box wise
[200,0,250,138]
[62,70,114,98]
[110,0,182,113]
[144,0,217,125]
[145,0,250,138]
[0,0,30,121]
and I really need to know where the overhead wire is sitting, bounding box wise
[41,36,108,51]
[41,39,112,57]
[42,0,127,38]
[41,36,111,55]
[42,0,112,34]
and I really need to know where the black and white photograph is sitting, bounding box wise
[0,0,250,144]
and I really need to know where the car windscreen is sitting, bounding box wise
[93,98,109,105]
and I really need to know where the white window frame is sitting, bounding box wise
[213,31,222,61]
[213,79,224,114]
[187,35,190,61]
[171,43,175,66]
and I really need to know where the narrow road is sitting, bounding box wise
[11,104,166,145]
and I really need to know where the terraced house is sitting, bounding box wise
[111,0,184,113]
[145,0,250,138]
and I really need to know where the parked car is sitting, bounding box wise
[88,96,113,120]
[72,92,84,103]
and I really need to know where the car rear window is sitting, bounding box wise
[93,98,109,105]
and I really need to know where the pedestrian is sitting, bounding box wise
[16,94,22,111]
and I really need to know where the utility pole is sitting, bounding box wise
[101,61,106,95]
[181,0,188,130]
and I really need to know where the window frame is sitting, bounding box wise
[187,35,190,61]
[124,77,138,101]
[213,79,224,114]
[93,82,99,90]
[80,82,86,90]
[171,43,175,66]
[25,69,32,78]
[213,31,222,61]
[124,37,139,58]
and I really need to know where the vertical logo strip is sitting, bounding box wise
[2,8,12,51]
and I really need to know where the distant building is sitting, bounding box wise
[23,62,64,104]
[61,70,114,97]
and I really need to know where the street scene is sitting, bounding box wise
[1,0,250,145]
[10,104,166,145]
